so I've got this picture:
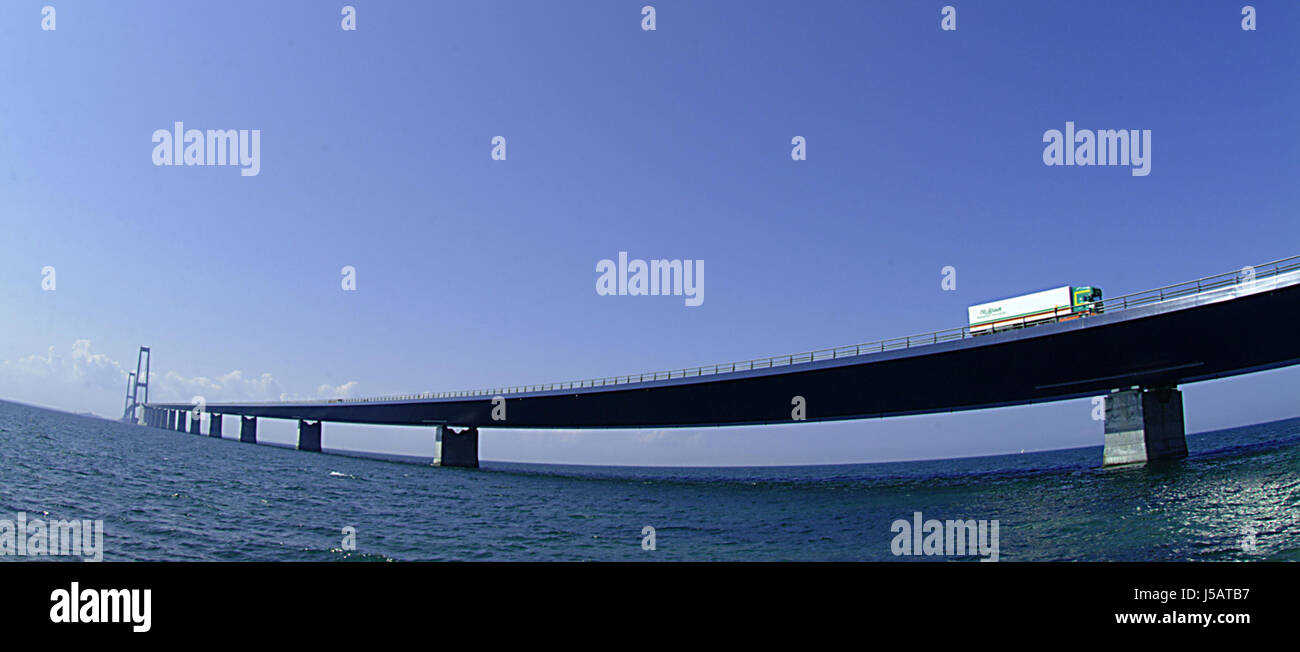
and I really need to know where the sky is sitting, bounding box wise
[1,1,1298,465]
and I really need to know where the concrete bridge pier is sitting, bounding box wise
[189,413,201,434]
[240,416,257,444]
[1103,386,1188,467]
[210,414,223,438]
[170,410,180,431]
[434,426,479,468]
[297,420,322,452]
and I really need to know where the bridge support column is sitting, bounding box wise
[170,410,179,431]
[240,416,257,444]
[434,426,479,468]
[1103,386,1188,467]
[297,420,322,452]
[190,413,201,434]
[210,414,223,438]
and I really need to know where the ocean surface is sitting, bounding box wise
[1,399,1297,561]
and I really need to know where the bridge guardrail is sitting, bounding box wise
[292,255,1300,404]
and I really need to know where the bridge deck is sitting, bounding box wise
[147,263,1300,429]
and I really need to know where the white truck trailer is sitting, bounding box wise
[968,286,1102,335]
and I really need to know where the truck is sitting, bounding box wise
[968,286,1103,335]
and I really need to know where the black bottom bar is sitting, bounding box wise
[5,562,1291,638]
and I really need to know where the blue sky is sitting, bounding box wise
[1,1,1298,465]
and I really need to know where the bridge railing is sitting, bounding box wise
[307,254,1300,404]
[1090,256,1300,314]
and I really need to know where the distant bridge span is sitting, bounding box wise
[143,257,1300,467]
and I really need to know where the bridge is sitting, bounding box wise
[137,255,1300,468]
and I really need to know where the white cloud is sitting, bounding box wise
[157,370,361,403]
[637,429,703,445]
[638,430,668,444]
[316,381,359,399]
[3,339,128,392]
[1,340,359,406]
[156,369,285,402]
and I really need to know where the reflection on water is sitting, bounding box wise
[0,400,1296,561]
